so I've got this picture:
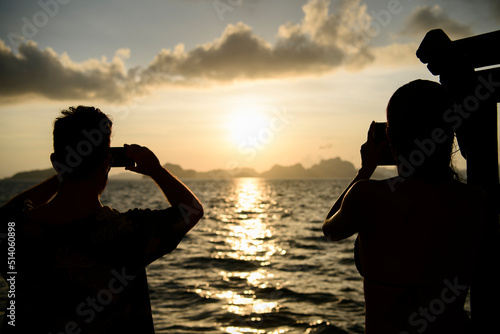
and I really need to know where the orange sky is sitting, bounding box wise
[1,0,498,178]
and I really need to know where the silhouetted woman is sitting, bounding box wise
[323,80,488,334]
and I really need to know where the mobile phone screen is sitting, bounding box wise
[374,122,388,145]
[110,147,135,167]
[373,122,396,165]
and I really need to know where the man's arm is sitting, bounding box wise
[124,144,204,231]
[1,175,58,210]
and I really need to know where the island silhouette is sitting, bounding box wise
[3,157,397,181]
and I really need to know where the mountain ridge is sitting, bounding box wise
[2,157,395,181]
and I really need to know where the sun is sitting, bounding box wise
[228,106,270,145]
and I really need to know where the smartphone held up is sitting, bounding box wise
[110,147,135,168]
[373,122,396,166]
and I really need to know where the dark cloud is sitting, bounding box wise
[0,40,138,102]
[401,5,473,39]
[0,0,377,102]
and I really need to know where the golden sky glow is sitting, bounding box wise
[1,0,498,177]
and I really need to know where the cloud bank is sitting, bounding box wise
[0,40,137,102]
[0,0,384,102]
[147,0,374,82]
[1,0,466,103]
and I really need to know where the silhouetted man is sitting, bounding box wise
[0,106,203,333]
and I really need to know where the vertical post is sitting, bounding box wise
[464,84,499,333]
[417,29,500,332]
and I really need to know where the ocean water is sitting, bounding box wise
[0,178,365,333]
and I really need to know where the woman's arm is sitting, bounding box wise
[323,122,380,240]
[324,168,374,221]
[322,172,372,241]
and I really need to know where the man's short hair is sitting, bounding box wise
[52,106,112,181]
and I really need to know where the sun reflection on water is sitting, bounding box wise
[220,269,275,290]
[224,327,287,334]
[202,178,285,333]
[224,179,283,264]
